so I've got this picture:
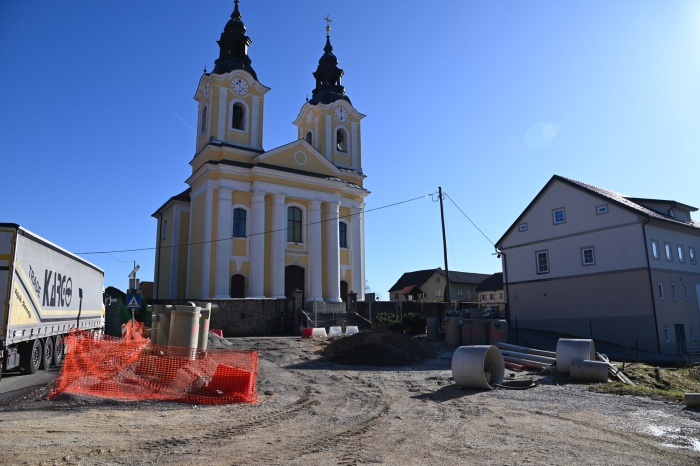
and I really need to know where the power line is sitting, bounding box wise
[443,192,495,247]
[76,191,437,255]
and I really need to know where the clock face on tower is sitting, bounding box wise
[231,78,249,96]
[334,107,348,122]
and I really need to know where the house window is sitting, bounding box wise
[436,276,441,283]
[581,247,595,266]
[536,250,549,274]
[482,294,486,301]
[456,289,463,297]
[658,282,665,300]
[200,106,207,135]
[161,219,167,241]
[305,131,313,145]
[664,326,670,343]
[519,223,528,232]
[407,295,413,301]
[596,205,608,215]
[233,208,246,238]
[490,293,494,300]
[691,325,696,341]
[336,128,347,152]
[500,292,504,300]
[339,222,348,248]
[671,284,677,300]
[678,245,685,263]
[232,103,245,130]
[651,240,660,260]
[665,242,673,261]
[435,290,442,298]
[669,208,675,218]
[690,247,696,264]
[287,206,303,243]
[685,284,690,301]
[553,208,566,225]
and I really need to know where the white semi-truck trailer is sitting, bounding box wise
[0,223,105,379]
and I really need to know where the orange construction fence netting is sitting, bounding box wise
[48,329,258,405]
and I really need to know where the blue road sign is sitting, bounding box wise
[126,294,142,309]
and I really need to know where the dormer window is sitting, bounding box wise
[232,103,245,130]
[336,128,347,152]
[669,208,674,218]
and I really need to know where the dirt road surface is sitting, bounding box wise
[1,335,699,465]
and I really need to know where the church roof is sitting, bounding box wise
[212,0,257,78]
[308,21,350,105]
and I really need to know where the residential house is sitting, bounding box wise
[389,268,491,305]
[496,175,700,355]
[475,272,506,312]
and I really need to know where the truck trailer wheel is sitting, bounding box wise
[19,339,43,374]
[53,335,64,365]
[40,337,54,369]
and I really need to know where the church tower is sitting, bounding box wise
[153,3,368,305]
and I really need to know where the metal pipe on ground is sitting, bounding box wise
[503,355,550,370]
[500,350,557,365]
[496,342,556,358]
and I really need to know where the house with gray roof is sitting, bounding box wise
[496,174,700,355]
[388,267,491,305]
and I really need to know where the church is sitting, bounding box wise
[152,1,368,305]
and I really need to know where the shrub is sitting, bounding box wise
[403,312,427,335]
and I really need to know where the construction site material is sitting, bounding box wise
[503,355,549,370]
[470,320,488,345]
[556,339,595,374]
[155,304,172,346]
[487,320,508,345]
[345,326,359,335]
[683,393,700,407]
[445,317,461,347]
[169,304,200,352]
[460,319,472,346]
[328,326,342,337]
[451,345,504,390]
[505,361,525,371]
[301,328,313,338]
[596,353,636,385]
[570,359,609,382]
[500,350,556,365]
[48,330,258,404]
[150,309,159,345]
[497,342,557,358]
[195,302,212,351]
[426,318,439,341]
[311,328,327,338]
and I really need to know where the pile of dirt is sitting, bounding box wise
[321,331,437,366]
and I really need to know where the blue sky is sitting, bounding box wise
[2,1,699,298]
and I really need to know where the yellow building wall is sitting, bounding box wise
[188,195,206,298]
[177,211,189,299]
[157,209,174,298]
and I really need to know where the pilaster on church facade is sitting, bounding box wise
[152,1,368,304]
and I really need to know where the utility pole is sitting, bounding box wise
[438,187,451,320]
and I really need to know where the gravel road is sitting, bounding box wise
[0,335,699,465]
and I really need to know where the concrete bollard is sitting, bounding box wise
[194,302,212,351]
[169,304,200,353]
[153,304,172,346]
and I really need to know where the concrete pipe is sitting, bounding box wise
[683,393,700,407]
[470,320,488,345]
[426,318,439,341]
[570,359,609,382]
[469,309,482,319]
[488,320,508,345]
[461,319,472,346]
[452,345,505,390]
[556,338,596,374]
[445,317,461,347]
[193,302,212,351]
[169,304,200,353]
[151,313,159,345]
[153,304,172,346]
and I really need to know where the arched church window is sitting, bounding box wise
[200,106,207,135]
[232,103,245,130]
[287,206,303,243]
[233,208,246,238]
[305,131,313,145]
[336,128,347,152]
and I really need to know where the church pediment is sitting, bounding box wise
[252,140,341,178]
